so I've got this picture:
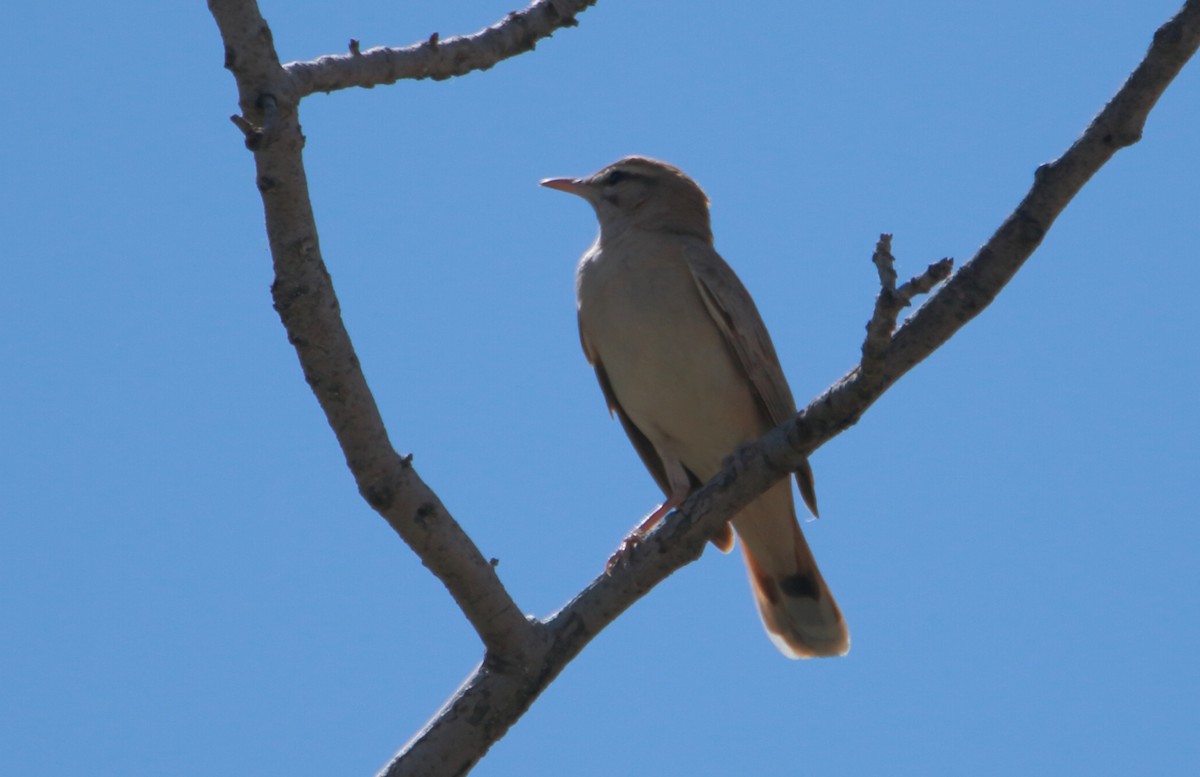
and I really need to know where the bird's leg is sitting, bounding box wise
[605,488,688,574]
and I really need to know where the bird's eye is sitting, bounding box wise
[603,169,629,186]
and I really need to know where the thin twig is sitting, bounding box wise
[861,234,952,382]
[286,0,597,96]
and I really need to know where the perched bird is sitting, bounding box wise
[541,156,849,659]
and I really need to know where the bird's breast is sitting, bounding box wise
[577,233,764,478]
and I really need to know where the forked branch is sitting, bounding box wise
[862,234,953,381]
[206,0,1200,774]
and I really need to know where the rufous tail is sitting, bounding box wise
[733,481,849,659]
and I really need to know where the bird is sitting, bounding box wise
[541,156,849,659]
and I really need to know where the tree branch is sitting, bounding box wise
[862,234,953,383]
[287,0,598,97]
[208,0,540,661]
[763,0,1200,475]
[380,3,1200,773]
[209,0,1200,773]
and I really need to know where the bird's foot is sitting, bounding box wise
[604,532,647,575]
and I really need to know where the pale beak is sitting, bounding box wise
[540,177,589,196]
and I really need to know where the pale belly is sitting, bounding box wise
[579,245,766,481]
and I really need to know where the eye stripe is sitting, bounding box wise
[602,168,655,187]
[603,169,631,185]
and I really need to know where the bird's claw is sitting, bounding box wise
[605,533,645,575]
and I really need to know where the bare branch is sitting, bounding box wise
[896,258,955,301]
[287,0,598,97]
[208,0,537,660]
[789,0,1200,456]
[210,0,1199,772]
[862,235,953,382]
[881,4,1200,387]
[228,112,263,149]
[379,3,1200,773]
[871,233,899,294]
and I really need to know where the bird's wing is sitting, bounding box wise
[580,313,737,551]
[683,243,819,516]
[682,244,796,425]
[579,316,671,497]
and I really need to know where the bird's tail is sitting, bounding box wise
[733,481,849,659]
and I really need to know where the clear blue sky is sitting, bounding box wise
[3,1,1198,775]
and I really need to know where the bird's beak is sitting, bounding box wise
[540,177,588,196]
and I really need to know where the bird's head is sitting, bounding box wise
[541,156,712,242]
